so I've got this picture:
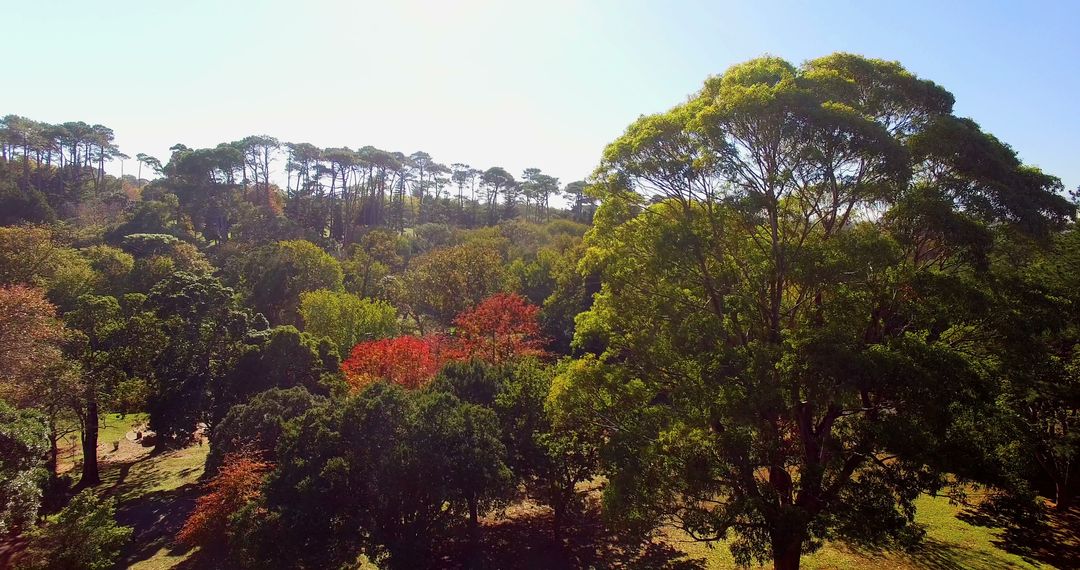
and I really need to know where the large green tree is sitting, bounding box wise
[398,243,508,331]
[563,53,1073,570]
[242,382,510,568]
[206,386,324,475]
[982,228,1080,509]
[65,294,163,485]
[145,272,257,447]
[21,489,132,570]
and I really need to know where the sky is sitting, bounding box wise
[3,0,1078,193]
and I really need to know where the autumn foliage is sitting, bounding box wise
[0,285,67,404]
[341,293,545,391]
[453,292,544,364]
[177,450,271,549]
[342,335,451,391]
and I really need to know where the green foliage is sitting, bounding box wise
[299,289,398,356]
[119,233,213,292]
[40,248,95,311]
[107,193,191,241]
[411,222,459,253]
[65,293,164,483]
[982,227,1080,508]
[211,326,339,426]
[539,240,600,354]
[145,271,255,446]
[0,225,95,310]
[244,382,512,568]
[81,245,134,295]
[253,384,437,568]
[119,233,183,257]
[432,358,600,533]
[245,240,344,325]
[570,53,1074,568]
[0,400,49,534]
[0,183,55,225]
[430,359,503,407]
[507,247,560,306]
[416,390,513,525]
[341,248,389,298]
[207,386,323,475]
[399,242,508,328]
[20,490,132,570]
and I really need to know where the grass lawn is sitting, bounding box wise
[102,442,206,504]
[672,494,1050,569]
[99,440,208,569]
[57,412,149,474]
[429,487,1071,570]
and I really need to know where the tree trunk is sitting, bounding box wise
[47,420,59,481]
[772,532,804,570]
[21,144,30,190]
[79,398,100,486]
[552,503,563,542]
[468,495,479,528]
[1056,478,1074,511]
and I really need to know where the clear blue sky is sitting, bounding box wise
[3,0,1078,192]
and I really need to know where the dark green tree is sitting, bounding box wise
[432,359,599,537]
[415,391,512,528]
[257,383,443,568]
[244,240,343,325]
[209,326,339,428]
[246,381,513,568]
[65,294,163,485]
[206,386,324,475]
[984,228,1080,509]
[145,272,256,448]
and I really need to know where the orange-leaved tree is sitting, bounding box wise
[177,450,271,549]
[339,294,544,392]
[341,335,450,391]
[453,292,544,364]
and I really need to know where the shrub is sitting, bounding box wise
[178,450,271,550]
[20,490,132,570]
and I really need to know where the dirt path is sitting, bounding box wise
[56,418,153,475]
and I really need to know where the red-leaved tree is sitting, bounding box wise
[177,450,271,549]
[341,335,450,391]
[339,294,544,391]
[453,292,544,364]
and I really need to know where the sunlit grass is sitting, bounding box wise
[97,441,209,570]
[671,494,1048,569]
[57,412,149,473]
[128,547,194,570]
[101,443,207,504]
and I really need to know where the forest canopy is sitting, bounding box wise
[0,52,1077,570]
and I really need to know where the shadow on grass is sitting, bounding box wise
[957,496,1080,569]
[903,537,1039,570]
[436,503,706,570]
[113,482,201,567]
[98,447,209,568]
